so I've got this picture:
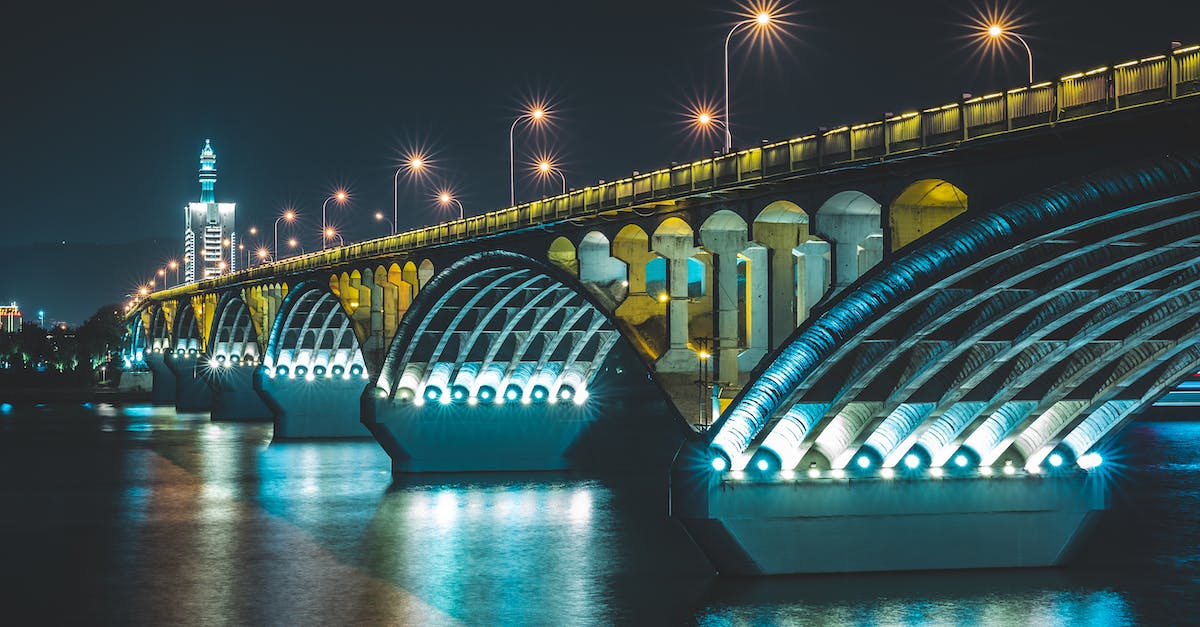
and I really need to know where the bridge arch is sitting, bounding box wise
[206,292,262,365]
[376,251,625,407]
[547,236,578,276]
[889,179,969,252]
[706,151,1200,473]
[171,301,203,355]
[264,281,367,380]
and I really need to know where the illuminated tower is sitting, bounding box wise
[183,139,237,282]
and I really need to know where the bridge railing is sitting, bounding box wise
[149,45,1200,302]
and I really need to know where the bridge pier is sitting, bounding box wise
[164,353,212,412]
[364,400,593,472]
[254,368,371,439]
[144,352,177,404]
[672,449,1107,575]
[203,363,272,422]
[795,240,830,317]
[652,224,700,372]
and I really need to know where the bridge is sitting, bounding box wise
[126,45,1200,574]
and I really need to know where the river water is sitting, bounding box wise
[0,402,1196,625]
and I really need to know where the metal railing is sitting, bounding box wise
[148,44,1200,302]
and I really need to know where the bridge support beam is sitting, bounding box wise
[164,354,212,412]
[652,227,699,372]
[795,240,830,318]
[738,245,769,370]
[144,352,177,404]
[203,364,272,422]
[700,228,748,384]
[255,371,371,439]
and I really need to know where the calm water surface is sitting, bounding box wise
[0,403,1196,625]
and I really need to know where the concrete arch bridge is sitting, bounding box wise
[126,46,1200,574]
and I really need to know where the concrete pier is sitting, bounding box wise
[144,353,176,404]
[164,354,211,412]
[204,364,272,422]
[672,464,1107,575]
[255,369,371,439]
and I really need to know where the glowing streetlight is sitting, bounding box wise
[722,8,779,152]
[437,190,464,220]
[510,103,550,205]
[256,247,271,264]
[167,259,179,286]
[288,237,302,254]
[986,23,1034,84]
[322,191,349,250]
[324,226,344,247]
[534,158,566,195]
[394,152,428,235]
[275,209,296,260]
[248,226,258,236]
[374,211,394,233]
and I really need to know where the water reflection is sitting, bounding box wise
[1,402,1197,623]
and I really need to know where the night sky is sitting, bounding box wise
[3,0,1198,323]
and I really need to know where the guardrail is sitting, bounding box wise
[148,44,1200,302]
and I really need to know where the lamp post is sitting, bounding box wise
[393,154,426,234]
[322,191,348,250]
[987,24,1034,84]
[256,247,271,265]
[324,227,344,247]
[274,209,296,261]
[722,11,775,152]
[167,259,179,286]
[288,238,304,255]
[535,159,566,195]
[438,191,464,220]
[510,105,548,205]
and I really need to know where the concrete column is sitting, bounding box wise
[753,223,802,350]
[795,240,831,320]
[738,245,769,371]
[700,230,748,384]
[652,233,699,372]
[818,214,879,291]
[859,233,884,277]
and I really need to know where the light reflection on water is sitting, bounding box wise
[0,403,1196,624]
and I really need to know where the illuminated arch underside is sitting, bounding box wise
[172,305,202,353]
[266,287,365,373]
[380,253,620,402]
[207,295,261,362]
[709,152,1200,472]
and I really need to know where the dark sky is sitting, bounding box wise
[3,0,1198,323]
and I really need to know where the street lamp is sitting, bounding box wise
[534,158,566,195]
[374,211,394,233]
[238,242,247,268]
[256,247,271,264]
[394,153,428,235]
[722,9,778,152]
[437,190,464,220]
[167,259,179,286]
[510,103,549,205]
[275,209,296,260]
[324,226,344,247]
[289,237,303,254]
[322,190,349,250]
[986,24,1034,84]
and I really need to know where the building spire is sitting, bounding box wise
[199,139,217,203]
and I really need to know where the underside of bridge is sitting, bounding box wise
[673,150,1200,575]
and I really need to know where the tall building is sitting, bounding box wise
[183,140,237,282]
[0,303,21,333]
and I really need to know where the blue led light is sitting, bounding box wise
[450,385,469,403]
[477,386,496,403]
[504,384,522,402]
[530,385,549,403]
[424,386,442,403]
[711,457,728,472]
[276,365,289,377]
